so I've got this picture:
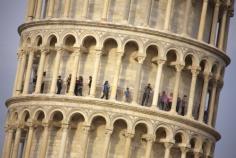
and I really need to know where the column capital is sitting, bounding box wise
[191,67,200,76]
[73,47,82,54]
[143,134,156,142]
[203,0,209,3]
[124,132,134,138]
[164,142,174,149]
[136,55,145,64]
[41,47,50,54]
[105,128,113,135]
[82,125,91,133]
[55,47,65,53]
[175,64,184,72]
[61,123,69,129]
[157,59,166,65]
[180,145,189,153]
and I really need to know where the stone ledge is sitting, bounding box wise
[5,94,221,141]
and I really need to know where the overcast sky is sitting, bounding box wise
[0,1,235,157]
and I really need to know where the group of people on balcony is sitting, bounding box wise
[32,73,191,116]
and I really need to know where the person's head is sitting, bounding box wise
[105,81,108,84]
[89,76,92,80]
[170,93,173,97]
[69,74,72,77]
[58,75,61,79]
[162,91,166,95]
[43,72,46,76]
[126,87,129,91]
[148,83,151,87]
[183,95,187,99]
[79,76,83,80]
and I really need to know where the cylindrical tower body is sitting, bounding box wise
[2,0,235,158]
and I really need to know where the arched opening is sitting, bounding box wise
[159,50,177,111]
[96,38,118,98]
[140,45,159,106]
[30,110,45,157]
[170,132,184,157]
[187,138,196,158]
[43,35,58,93]
[46,111,64,157]
[66,113,85,157]
[54,35,77,95]
[78,36,97,96]
[87,116,107,158]
[130,123,148,158]
[108,119,128,157]
[152,127,167,157]
[119,41,139,102]
[30,36,43,93]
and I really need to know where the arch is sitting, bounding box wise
[174,130,189,145]
[184,52,199,67]
[88,113,111,128]
[211,63,219,75]
[19,109,31,123]
[45,33,59,46]
[144,41,162,53]
[132,119,153,134]
[155,124,173,141]
[121,37,143,53]
[67,111,88,124]
[164,47,182,63]
[80,34,99,48]
[100,35,121,50]
[48,109,65,122]
[199,59,210,73]
[111,115,132,132]
[10,111,18,122]
[33,35,43,46]
[62,34,77,47]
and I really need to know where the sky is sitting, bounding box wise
[0,1,235,157]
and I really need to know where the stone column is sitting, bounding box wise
[180,146,188,158]
[47,0,55,18]
[11,127,22,158]
[212,81,223,127]
[164,0,173,30]
[16,50,27,95]
[23,49,35,94]
[39,123,50,158]
[82,0,89,19]
[198,0,209,40]
[35,48,47,94]
[26,0,36,21]
[13,49,23,96]
[218,6,228,50]
[24,124,34,158]
[110,52,123,100]
[63,0,72,18]
[171,64,184,114]
[182,0,192,35]
[50,47,63,94]
[124,132,134,158]
[198,72,210,122]
[210,0,220,45]
[102,0,110,21]
[2,128,14,158]
[68,48,81,95]
[58,124,69,158]
[81,125,90,158]
[187,68,199,118]
[35,0,43,19]
[208,79,218,126]
[152,60,166,107]
[144,135,155,158]
[102,129,113,158]
[90,50,102,97]
[164,142,173,158]
[132,56,145,104]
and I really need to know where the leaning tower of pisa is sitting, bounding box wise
[1,0,235,158]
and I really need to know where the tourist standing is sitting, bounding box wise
[141,84,152,106]
[101,81,110,100]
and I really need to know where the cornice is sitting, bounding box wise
[17,20,230,66]
[6,95,221,141]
